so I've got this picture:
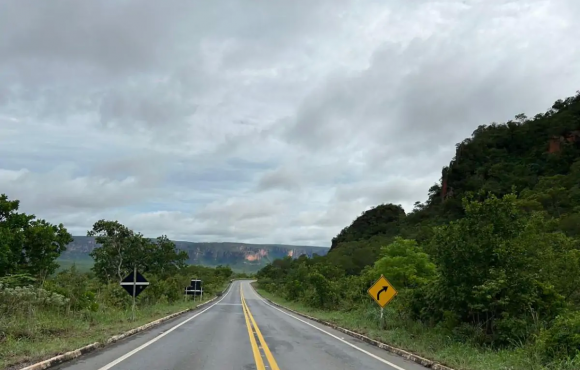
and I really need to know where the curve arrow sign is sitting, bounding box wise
[376,286,389,301]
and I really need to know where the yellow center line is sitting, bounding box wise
[241,285,281,370]
[241,286,266,370]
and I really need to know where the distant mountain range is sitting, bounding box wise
[57,236,329,273]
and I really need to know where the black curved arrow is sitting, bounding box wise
[376,286,389,301]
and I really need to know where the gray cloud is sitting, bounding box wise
[0,168,154,214]
[284,0,580,159]
[257,168,301,192]
[334,177,433,207]
[1,0,579,246]
[0,1,194,74]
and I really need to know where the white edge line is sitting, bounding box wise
[247,282,408,370]
[97,283,234,370]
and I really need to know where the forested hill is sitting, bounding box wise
[257,92,580,365]
[329,91,580,266]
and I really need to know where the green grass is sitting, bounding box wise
[0,295,217,369]
[254,286,579,370]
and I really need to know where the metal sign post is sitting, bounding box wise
[184,279,203,302]
[120,269,150,321]
[132,266,136,321]
[380,307,385,329]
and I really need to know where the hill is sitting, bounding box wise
[58,236,328,273]
[256,91,580,367]
[327,92,580,273]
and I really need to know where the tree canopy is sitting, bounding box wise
[0,194,72,281]
[88,220,188,283]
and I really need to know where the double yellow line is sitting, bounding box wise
[241,285,280,370]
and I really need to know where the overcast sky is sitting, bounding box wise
[1,0,579,246]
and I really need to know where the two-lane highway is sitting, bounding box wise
[56,280,428,370]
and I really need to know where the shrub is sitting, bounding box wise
[0,283,69,315]
[427,193,574,344]
[306,271,340,309]
[99,283,132,309]
[373,237,436,289]
[43,266,99,311]
[540,311,580,361]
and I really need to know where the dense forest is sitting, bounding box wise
[257,92,580,367]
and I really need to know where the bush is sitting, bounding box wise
[0,273,36,288]
[140,275,182,305]
[257,277,276,293]
[427,193,575,345]
[284,279,304,301]
[540,311,580,361]
[373,237,436,289]
[99,283,132,309]
[306,271,340,309]
[156,294,169,305]
[43,266,99,311]
[0,283,69,315]
[340,274,369,310]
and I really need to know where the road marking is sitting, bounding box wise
[247,282,408,370]
[241,286,281,370]
[241,287,266,370]
[97,284,234,370]
[217,303,243,305]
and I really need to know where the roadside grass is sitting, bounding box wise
[1,296,215,370]
[254,286,579,370]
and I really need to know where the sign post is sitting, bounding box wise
[132,266,136,321]
[184,279,203,302]
[367,274,398,329]
[120,269,150,321]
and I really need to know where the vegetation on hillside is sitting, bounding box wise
[257,92,580,369]
[0,194,235,368]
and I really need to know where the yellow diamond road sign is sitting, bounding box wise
[368,275,398,308]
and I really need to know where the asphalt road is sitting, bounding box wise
[56,280,429,370]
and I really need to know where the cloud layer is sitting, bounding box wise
[2,0,579,246]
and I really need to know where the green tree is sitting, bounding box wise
[428,193,577,342]
[0,194,72,280]
[307,270,339,309]
[44,265,98,311]
[144,235,189,277]
[0,225,12,275]
[88,220,134,283]
[373,237,436,290]
[89,221,189,283]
